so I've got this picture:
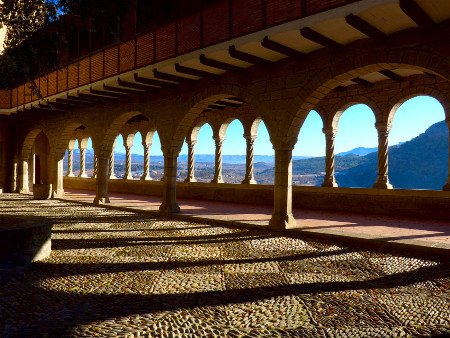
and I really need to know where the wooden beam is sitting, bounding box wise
[78,92,115,102]
[153,69,192,83]
[90,88,131,99]
[352,77,374,88]
[118,78,157,91]
[399,0,435,29]
[208,104,226,110]
[47,101,75,111]
[133,74,176,88]
[216,100,242,108]
[379,69,403,83]
[300,27,342,49]
[175,63,218,79]
[261,36,304,58]
[67,94,108,104]
[199,54,243,72]
[104,84,144,96]
[228,45,274,65]
[345,14,387,41]
[56,98,92,107]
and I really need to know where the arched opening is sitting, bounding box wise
[389,95,448,189]
[150,131,163,181]
[334,104,378,188]
[85,138,94,178]
[222,119,245,183]
[177,139,188,182]
[253,119,275,185]
[193,123,214,183]
[20,130,51,195]
[113,134,125,178]
[72,139,80,176]
[293,110,325,186]
[131,132,144,180]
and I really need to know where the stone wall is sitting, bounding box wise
[64,177,450,220]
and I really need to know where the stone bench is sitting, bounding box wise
[0,216,52,269]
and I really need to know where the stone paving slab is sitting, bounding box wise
[1,194,449,337]
[62,189,450,256]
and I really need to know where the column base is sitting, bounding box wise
[269,212,297,230]
[80,174,89,179]
[67,174,75,178]
[241,178,257,184]
[373,180,393,189]
[322,179,338,188]
[184,177,197,183]
[123,175,134,180]
[52,189,64,198]
[108,176,117,180]
[93,196,110,205]
[141,175,152,181]
[211,178,224,184]
[159,201,180,216]
[19,189,30,194]
[443,180,450,191]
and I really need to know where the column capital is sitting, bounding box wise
[322,128,338,138]
[187,140,197,147]
[213,137,225,144]
[375,122,392,134]
[244,134,257,142]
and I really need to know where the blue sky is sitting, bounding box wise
[106,95,445,157]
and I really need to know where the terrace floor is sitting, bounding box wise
[1,194,449,337]
[62,189,450,253]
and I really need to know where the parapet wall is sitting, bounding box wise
[64,177,450,220]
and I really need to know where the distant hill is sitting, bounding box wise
[336,121,449,189]
[337,146,378,157]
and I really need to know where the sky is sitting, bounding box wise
[107,95,445,157]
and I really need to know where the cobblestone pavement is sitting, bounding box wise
[1,195,449,338]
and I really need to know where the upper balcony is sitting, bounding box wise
[0,0,449,114]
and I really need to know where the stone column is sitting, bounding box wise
[159,149,180,216]
[52,157,64,198]
[242,135,257,184]
[108,146,116,179]
[443,120,450,191]
[19,159,29,194]
[141,142,152,180]
[211,137,224,183]
[373,123,393,189]
[184,140,197,183]
[66,149,75,177]
[94,156,110,204]
[79,147,88,178]
[11,154,18,192]
[124,145,133,180]
[269,147,296,229]
[92,154,98,179]
[322,128,338,187]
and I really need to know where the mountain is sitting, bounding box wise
[337,146,378,157]
[336,121,449,189]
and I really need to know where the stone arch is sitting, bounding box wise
[387,89,450,127]
[54,122,90,160]
[189,120,213,144]
[328,99,381,130]
[287,46,450,143]
[98,111,152,159]
[217,117,245,140]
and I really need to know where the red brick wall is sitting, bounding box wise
[0,90,10,109]
[203,1,230,46]
[120,40,136,73]
[232,0,263,36]
[136,32,154,68]
[104,46,119,78]
[265,0,303,26]
[47,71,57,96]
[178,14,201,54]
[78,58,90,86]
[156,23,177,61]
[58,68,68,93]
[68,64,79,90]
[91,52,104,82]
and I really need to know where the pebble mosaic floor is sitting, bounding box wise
[1,194,449,337]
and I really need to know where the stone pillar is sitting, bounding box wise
[108,146,116,179]
[322,128,338,187]
[141,142,152,181]
[66,149,75,177]
[185,140,197,183]
[443,120,450,191]
[242,136,257,184]
[159,150,180,216]
[52,157,64,198]
[124,145,133,180]
[19,159,29,194]
[94,156,110,204]
[211,137,224,183]
[373,123,393,189]
[92,154,98,179]
[11,154,18,192]
[269,147,296,229]
[79,147,88,178]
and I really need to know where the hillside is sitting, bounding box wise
[337,121,449,189]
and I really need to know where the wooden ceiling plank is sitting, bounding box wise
[300,27,342,49]
[261,36,305,58]
[228,45,274,65]
[345,14,387,40]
